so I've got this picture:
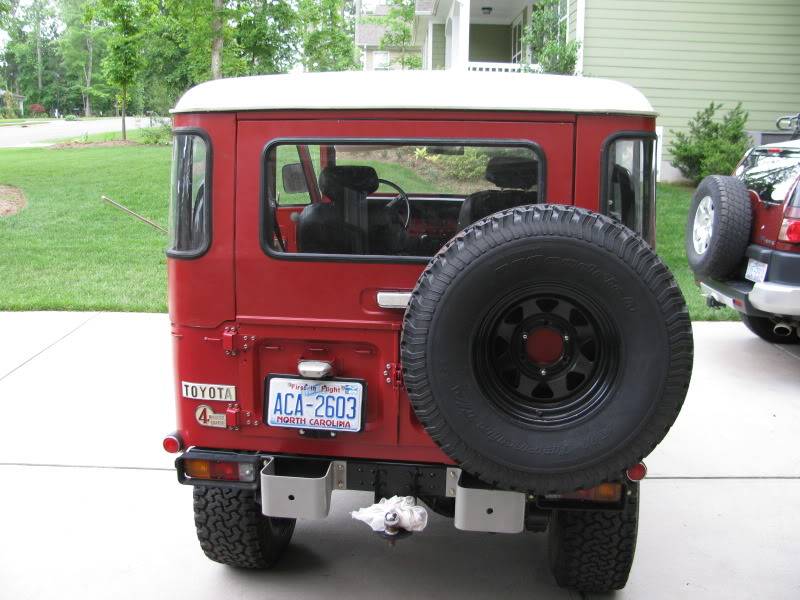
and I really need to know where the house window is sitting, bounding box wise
[558,0,568,41]
[511,14,524,63]
[373,51,390,70]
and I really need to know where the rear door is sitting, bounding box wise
[233,116,574,460]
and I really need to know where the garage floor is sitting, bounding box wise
[1,313,798,599]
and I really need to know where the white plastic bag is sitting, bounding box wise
[351,496,428,533]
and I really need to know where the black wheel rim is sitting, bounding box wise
[473,285,620,429]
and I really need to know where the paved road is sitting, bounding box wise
[0,117,151,147]
[0,313,798,599]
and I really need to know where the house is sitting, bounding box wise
[0,89,25,115]
[355,0,422,70]
[412,0,800,181]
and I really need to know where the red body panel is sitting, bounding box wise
[750,176,800,254]
[169,109,655,464]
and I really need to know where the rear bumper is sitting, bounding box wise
[176,449,630,533]
[699,278,800,317]
[698,244,800,318]
[749,282,800,316]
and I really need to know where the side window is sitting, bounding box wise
[603,136,656,245]
[169,133,210,257]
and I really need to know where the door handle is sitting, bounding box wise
[376,291,412,309]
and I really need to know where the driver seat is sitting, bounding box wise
[296,166,379,254]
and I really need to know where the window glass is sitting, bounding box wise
[373,51,390,70]
[738,149,800,203]
[169,134,210,255]
[265,142,542,259]
[604,137,655,244]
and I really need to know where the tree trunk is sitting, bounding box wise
[211,0,224,80]
[36,32,43,92]
[84,35,93,117]
[121,86,127,141]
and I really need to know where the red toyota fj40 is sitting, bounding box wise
[687,138,800,342]
[163,71,693,593]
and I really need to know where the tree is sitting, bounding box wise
[298,0,358,72]
[375,0,419,70]
[235,0,298,75]
[100,0,146,138]
[521,0,579,75]
[60,0,109,117]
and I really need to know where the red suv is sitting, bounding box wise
[687,139,800,342]
[163,71,693,593]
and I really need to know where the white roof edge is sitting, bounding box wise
[171,71,656,117]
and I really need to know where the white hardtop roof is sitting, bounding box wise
[172,71,656,116]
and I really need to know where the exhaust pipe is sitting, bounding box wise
[773,322,794,337]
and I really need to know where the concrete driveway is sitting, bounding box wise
[0,117,151,148]
[0,313,798,599]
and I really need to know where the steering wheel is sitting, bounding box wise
[377,178,411,229]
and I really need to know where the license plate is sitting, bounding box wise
[745,259,768,283]
[266,376,364,432]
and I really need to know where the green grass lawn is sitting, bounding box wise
[0,142,736,319]
[0,144,170,311]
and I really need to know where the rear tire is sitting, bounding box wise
[193,486,295,568]
[402,204,693,492]
[740,314,799,344]
[548,482,639,592]
[685,175,752,279]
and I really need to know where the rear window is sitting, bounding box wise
[168,132,211,257]
[263,141,544,260]
[737,149,800,203]
[602,135,656,245]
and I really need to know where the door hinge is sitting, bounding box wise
[384,362,403,390]
[220,327,256,358]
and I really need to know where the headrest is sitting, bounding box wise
[319,166,379,201]
[485,156,538,190]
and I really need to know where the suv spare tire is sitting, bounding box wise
[401,205,693,493]
[685,175,752,279]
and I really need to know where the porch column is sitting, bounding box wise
[454,0,471,70]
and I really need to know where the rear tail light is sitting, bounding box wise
[779,218,800,243]
[544,482,623,503]
[184,459,257,483]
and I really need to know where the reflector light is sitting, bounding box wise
[183,458,257,483]
[626,462,647,482]
[779,218,800,243]
[162,434,182,454]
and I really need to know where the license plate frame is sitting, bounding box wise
[264,375,366,433]
[745,258,768,284]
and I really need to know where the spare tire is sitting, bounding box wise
[685,175,752,279]
[401,205,693,493]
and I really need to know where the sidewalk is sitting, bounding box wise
[0,312,798,599]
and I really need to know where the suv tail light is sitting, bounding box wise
[779,207,800,244]
[184,459,257,482]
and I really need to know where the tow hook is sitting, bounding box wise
[377,511,413,544]
[351,496,428,545]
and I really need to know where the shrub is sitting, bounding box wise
[2,92,19,119]
[29,103,47,117]
[439,147,490,180]
[140,121,172,145]
[64,114,78,121]
[670,102,750,184]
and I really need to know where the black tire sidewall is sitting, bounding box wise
[427,236,669,475]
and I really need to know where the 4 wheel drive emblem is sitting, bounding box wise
[182,381,236,402]
[195,404,226,429]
